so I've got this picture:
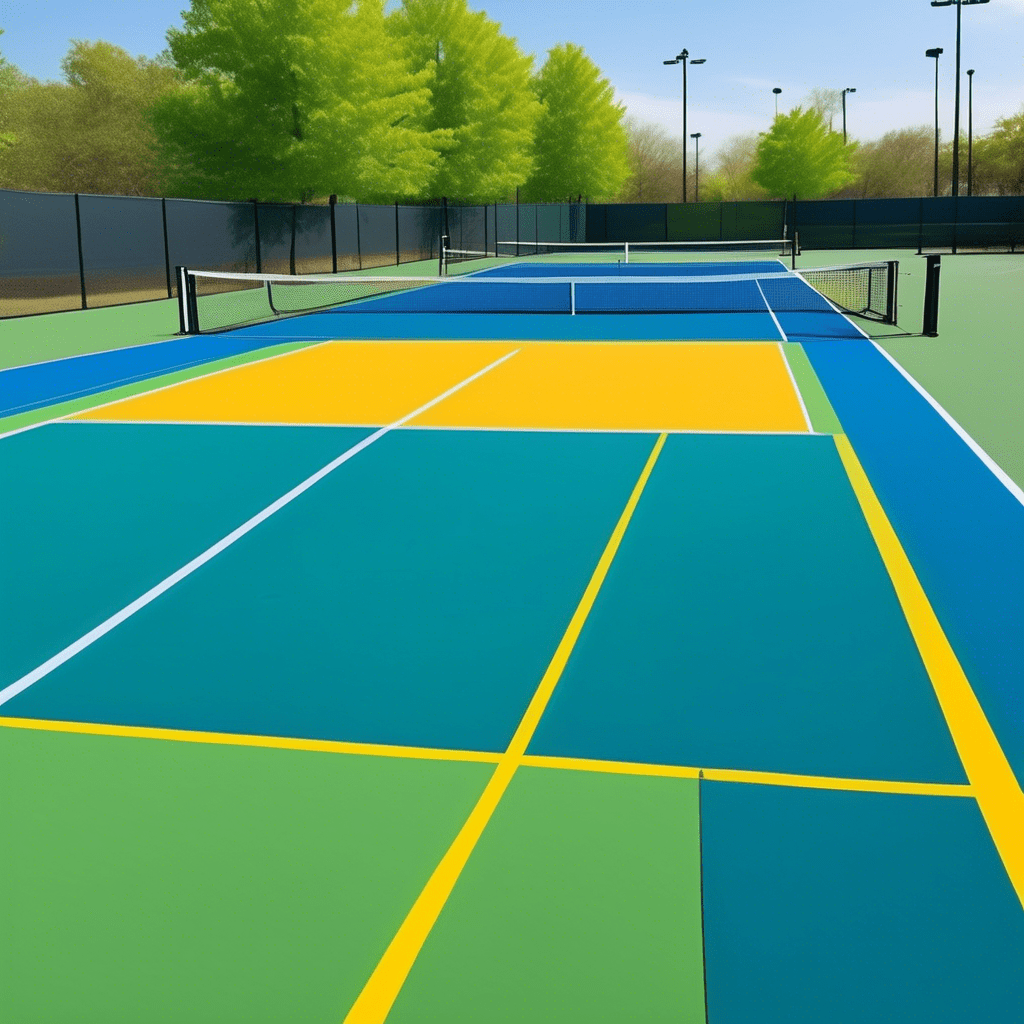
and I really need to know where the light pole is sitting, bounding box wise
[931,0,990,197]
[691,133,702,202]
[966,68,975,195]
[663,50,706,202]
[925,48,943,197]
[841,87,856,144]
[772,87,782,118]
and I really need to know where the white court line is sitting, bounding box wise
[755,280,789,342]
[776,342,814,433]
[0,341,332,443]
[0,348,519,709]
[868,339,1024,508]
[64,420,824,436]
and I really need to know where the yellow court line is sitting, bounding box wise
[0,715,972,799]
[834,433,1024,908]
[341,432,668,1024]
[0,715,500,765]
[520,754,973,798]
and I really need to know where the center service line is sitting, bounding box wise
[342,432,668,1024]
[0,348,520,709]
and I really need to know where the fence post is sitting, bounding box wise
[395,201,401,266]
[851,199,858,249]
[73,193,88,310]
[329,194,338,274]
[250,199,262,274]
[917,198,924,254]
[290,205,297,275]
[161,198,172,298]
[355,203,362,270]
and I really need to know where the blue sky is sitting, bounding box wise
[2,0,1022,160]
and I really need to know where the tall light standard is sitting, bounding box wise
[841,87,856,144]
[772,87,782,118]
[925,48,943,197]
[966,68,975,195]
[691,133,702,202]
[931,0,990,197]
[663,50,706,202]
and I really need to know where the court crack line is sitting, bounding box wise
[0,348,520,709]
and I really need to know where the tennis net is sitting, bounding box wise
[445,238,797,269]
[797,261,897,323]
[177,261,897,333]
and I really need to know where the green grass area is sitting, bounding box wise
[389,766,706,1024]
[0,257,441,371]
[1,725,494,1024]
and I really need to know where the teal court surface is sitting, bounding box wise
[1,255,1022,1023]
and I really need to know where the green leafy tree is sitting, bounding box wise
[521,43,629,202]
[2,41,179,194]
[151,0,445,202]
[751,106,857,199]
[395,0,539,202]
[972,107,1024,196]
[0,29,24,157]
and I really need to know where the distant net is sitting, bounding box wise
[177,257,899,333]
[491,238,796,263]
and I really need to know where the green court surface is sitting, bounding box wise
[1,249,1022,1024]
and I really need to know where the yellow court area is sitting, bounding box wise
[76,340,810,433]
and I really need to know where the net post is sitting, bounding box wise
[175,266,199,334]
[922,254,941,336]
[624,242,630,264]
[570,280,576,315]
[791,232,798,270]
[886,260,898,325]
[439,235,448,277]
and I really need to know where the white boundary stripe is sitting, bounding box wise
[0,347,520,709]
[0,341,329,443]
[755,280,788,342]
[777,342,814,433]
[868,339,1024,508]
[58,420,825,436]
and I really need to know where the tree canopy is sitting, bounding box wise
[972,107,1024,196]
[150,0,446,202]
[394,0,538,202]
[521,43,629,202]
[1,40,180,195]
[751,107,857,199]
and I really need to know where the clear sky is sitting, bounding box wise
[2,0,1022,161]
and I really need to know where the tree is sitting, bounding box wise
[751,106,857,199]
[806,87,842,133]
[617,118,681,202]
[395,0,538,202]
[839,126,935,198]
[520,43,629,202]
[972,107,1024,196]
[700,133,768,201]
[1,41,180,195]
[0,29,25,157]
[151,0,445,202]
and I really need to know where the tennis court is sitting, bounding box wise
[1,245,1022,1023]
